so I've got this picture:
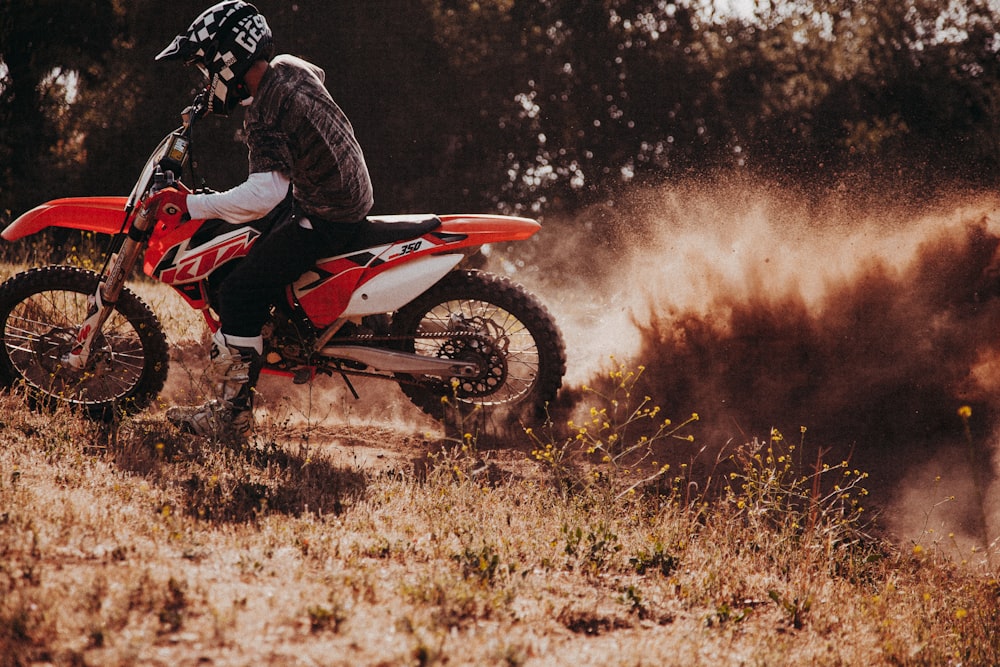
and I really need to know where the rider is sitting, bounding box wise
[150,1,374,438]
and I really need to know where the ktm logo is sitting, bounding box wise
[158,229,259,284]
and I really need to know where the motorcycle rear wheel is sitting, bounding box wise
[391,269,566,422]
[0,266,169,420]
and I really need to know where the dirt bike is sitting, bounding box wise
[0,93,566,427]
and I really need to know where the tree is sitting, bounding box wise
[0,0,124,221]
[716,0,1000,190]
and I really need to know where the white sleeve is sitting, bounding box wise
[187,171,291,224]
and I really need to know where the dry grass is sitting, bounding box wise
[0,272,998,666]
[2,401,999,666]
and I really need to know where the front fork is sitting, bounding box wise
[62,202,157,369]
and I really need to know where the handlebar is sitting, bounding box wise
[150,167,177,193]
[124,92,208,212]
[182,91,209,126]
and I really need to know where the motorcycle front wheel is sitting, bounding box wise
[0,266,169,420]
[391,269,566,423]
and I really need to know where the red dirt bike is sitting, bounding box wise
[0,94,566,425]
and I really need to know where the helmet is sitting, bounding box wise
[156,1,273,115]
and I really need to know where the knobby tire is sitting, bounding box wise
[0,266,169,420]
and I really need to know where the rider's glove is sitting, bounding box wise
[145,187,190,222]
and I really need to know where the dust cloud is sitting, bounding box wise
[525,177,1000,557]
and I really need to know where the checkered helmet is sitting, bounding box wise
[156,1,273,115]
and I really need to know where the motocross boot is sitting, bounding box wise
[167,330,262,440]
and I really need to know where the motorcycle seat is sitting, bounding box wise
[350,214,442,249]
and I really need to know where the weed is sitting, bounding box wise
[454,544,503,585]
[307,602,345,633]
[401,574,506,629]
[629,540,679,577]
[425,431,492,483]
[618,584,648,618]
[527,359,699,500]
[158,577,188,633]
[708,601,752,626]
[725,427,871,563]
[562,521,622,575]
[768,589,812,630]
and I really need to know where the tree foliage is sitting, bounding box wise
[0,0,125,212]
[2,0,999,226]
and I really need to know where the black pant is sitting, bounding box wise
[217,209,360,337]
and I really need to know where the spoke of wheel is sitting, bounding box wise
[3,289,145,403]
[413,298,542,405]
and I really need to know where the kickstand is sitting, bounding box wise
[337,366,360,400]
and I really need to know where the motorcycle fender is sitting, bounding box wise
[437,214,540,242]
[340,253,464,317]
[2,197,130,241]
